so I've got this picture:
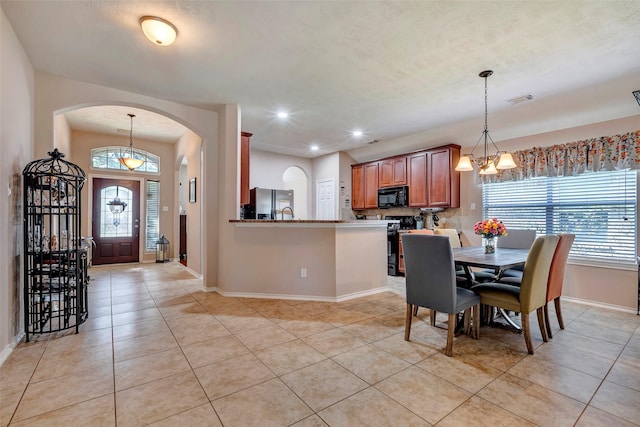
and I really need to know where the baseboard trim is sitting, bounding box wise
[562,296,637,314]
[0,331,25,367]
[215,286,392,303]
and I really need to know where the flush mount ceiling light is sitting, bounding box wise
[352,130,363,137]
[118,114,145,171]
[455,70,517,175]
[139,16,177,46]
[633,90,640,107]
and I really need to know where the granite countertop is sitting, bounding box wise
[229,219,346,223]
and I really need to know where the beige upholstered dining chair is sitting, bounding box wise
[471,235,559,354]
[434,228,462,248]
[403,234,480,357]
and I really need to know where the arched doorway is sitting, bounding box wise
[52,104,204,273]
[283,166,308,219]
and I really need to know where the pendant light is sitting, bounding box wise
[118,113,145,171]
[107,186,127,227]
[455,70,517,174]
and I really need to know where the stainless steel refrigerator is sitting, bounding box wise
[247,188,294,219]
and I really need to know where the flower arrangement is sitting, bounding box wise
[474,218,508,238]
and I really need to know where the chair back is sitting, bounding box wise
[519,235,560,312]
[546,234,575,302]
[402,234,457,313]
[498,229,536,249]
[407,229,434,234]
[434,228,461,248]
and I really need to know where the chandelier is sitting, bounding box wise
[455,70,517,175]
[118,113,145,171]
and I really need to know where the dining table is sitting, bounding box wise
[453,246,530,331]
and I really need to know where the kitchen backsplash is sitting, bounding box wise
[346,206,463,230]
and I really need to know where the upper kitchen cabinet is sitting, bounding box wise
[378,157,407,187]
[427,145,460,208]
[240,131,252,206]
[408,144,460,208]
[351,162,379,210]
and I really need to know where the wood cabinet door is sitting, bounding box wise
[408,152,427,207]
[364,162,379,208]
[427,146,460,208]
[240,131,252,206]
[378,157,407,187]
[351,165,365,210]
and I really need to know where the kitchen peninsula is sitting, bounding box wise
[222,219,389,300]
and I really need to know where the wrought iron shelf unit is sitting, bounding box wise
[22,149,89,342]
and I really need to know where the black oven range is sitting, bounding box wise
[385,215,416,276]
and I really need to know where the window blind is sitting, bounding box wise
[145,180,160,251]
[482,169,637,266]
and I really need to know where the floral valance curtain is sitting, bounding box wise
[479,130,640,183]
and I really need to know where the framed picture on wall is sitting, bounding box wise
[189,178,196,203]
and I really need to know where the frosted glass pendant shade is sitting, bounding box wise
[455,156,474,171]
[140,16,177,46]
[496,152,517,169]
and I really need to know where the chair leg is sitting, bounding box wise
[404,304,412,341]
[472,304,480,339]
[544,302,553,339]
[537,307,548,342]
[554,297,565,330]
[430,309,436,326]
[522,312,534,354]
[463,308,471,335]
[413,305,418,316]
[446,313,455,357]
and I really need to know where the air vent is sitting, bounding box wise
[633,90,640,107]
[506,94,534,106]
[367,139,379,144]
[116,128,129,134]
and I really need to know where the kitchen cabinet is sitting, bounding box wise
[351,162,379,210]
[351,164,365,210]
[427,145,460,208]
[407,152,428,207]
[240,131,252,206]
[378,157,407,187]
[408,144,460,208]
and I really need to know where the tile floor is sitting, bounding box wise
[1,263,639,426]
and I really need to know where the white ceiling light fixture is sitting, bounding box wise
[118,113,145,171]
[455,70,517,175]
[310,145,319,151]
[277,111,289,119]
[352,130,363,137]
[139,16,178,46]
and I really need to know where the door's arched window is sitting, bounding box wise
[91,146,160,173]
[101,186,133,237]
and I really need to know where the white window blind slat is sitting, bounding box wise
[146,180,160,251]
[482,170,637,265]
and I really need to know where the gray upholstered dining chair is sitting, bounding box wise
[471,235,559,354]
[402,234,480,357]
[473,228,537,282]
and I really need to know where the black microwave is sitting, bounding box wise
[378,186,408,208]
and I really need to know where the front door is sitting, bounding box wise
[92,178,140,265]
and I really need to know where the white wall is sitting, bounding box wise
[174,129,203,274]
[0,8,35,361]
[250,149,313,217]
[312,153,340,219]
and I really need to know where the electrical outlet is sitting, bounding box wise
[300,268,307,278]
[470,202,476,211]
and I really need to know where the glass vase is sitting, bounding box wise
[482,236,496,254]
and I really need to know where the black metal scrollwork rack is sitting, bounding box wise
[22,149,89,341]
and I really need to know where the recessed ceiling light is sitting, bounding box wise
[277,111,289,119]
[352,130,363,137]
[139,16,178,46]
[310,145,319,151]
